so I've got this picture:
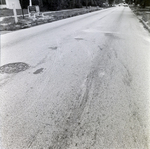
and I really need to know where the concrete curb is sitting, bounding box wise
[130,7,150,33]
[139,18,150,32]
[0,8,102,32]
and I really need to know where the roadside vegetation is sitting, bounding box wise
[131,0,150,8]
[0,0,150,32]
[130,3,150,32]
[19,0,115,11]
[18,0,150,11]
[0,7,102,31]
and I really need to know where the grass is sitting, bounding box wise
[0,7,102,31]
[130,5,150,32]
[0,8,28,17]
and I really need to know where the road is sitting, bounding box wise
[0,6,150,149]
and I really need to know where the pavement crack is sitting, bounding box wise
[50,70,95,148]
[121,61,133,87]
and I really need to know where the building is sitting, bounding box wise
[0,0,21,9]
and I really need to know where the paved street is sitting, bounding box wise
[0,6,150,149]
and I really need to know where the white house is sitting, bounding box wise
[0,0,21,9]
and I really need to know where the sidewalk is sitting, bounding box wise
[0,7,102,33]
[130,5,150,32]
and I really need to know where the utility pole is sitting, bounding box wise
[20,0,24,19]
[29,0,32,6]
[86,0,88,8]
[28,0,32,17]
[12,3,18,23]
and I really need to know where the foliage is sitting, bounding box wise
[19,0,116,10]
[133,0,150,7]
[19,0,150,10]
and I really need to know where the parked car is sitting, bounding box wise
[123,3,128,7]
[118,3,123,6]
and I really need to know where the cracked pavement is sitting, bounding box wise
[0,7,150,149]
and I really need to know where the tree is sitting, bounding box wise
[19,0,29,9]
[108,0,114,5]
[133,0,150,7]
[20,0,121,11]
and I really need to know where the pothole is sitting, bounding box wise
[0,62,30,74]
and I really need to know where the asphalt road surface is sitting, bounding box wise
[0,6,150,149]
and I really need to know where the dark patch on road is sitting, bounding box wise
[105,33,116,37]
[75,38,84,41]
[98,46,103,50]
[107,53,111,59]
[33,68,44,74]
[0,62,29,74]
[105,33,121,40]
[49,47,58,50]
[121,62,132,86]
[123,74,132,86]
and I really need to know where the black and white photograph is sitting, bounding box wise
[0,0,150,149]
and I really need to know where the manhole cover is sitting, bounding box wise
[0,62,29,74]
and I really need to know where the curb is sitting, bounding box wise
[139,18,150,32]
[130,7,150,33]
[0,8,102,32]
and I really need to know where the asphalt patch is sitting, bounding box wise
[0,62,29,74]
[33,68,44,74]
[49,47,57,50]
